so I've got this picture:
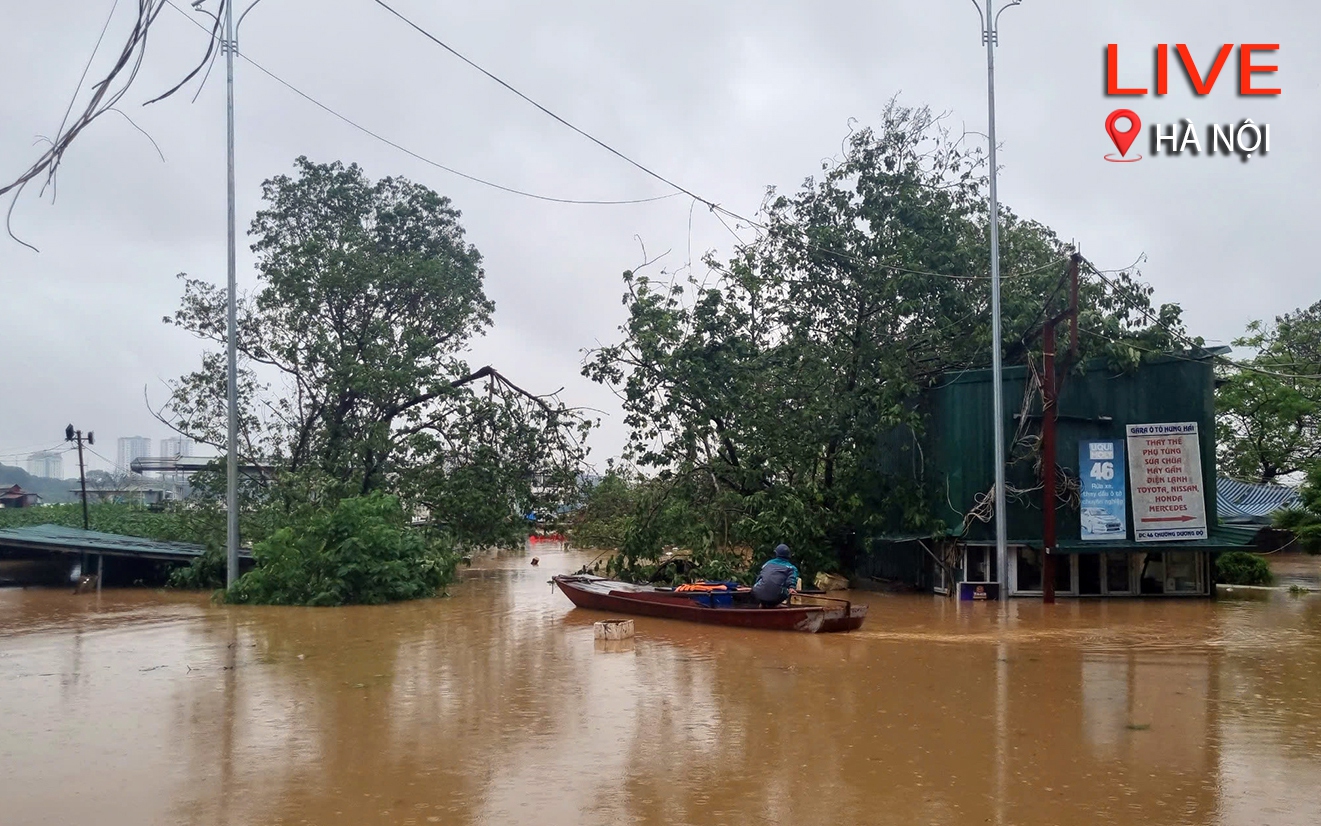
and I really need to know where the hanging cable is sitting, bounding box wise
[0,1,191,251]
[369,0,711,205]
[367,0,1076,282]
[1084,264,1321,380]
[160,0,676,205]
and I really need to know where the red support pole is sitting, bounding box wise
[1068,253,1080,358]
[1042,322,1058,604]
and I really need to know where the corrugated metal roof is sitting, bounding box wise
[0,524,236,561]
[1216,477,1301,523]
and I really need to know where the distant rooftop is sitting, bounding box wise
[1217,477,1301,524]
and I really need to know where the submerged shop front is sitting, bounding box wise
[956,527,1257,599]
[865,350,1255,598]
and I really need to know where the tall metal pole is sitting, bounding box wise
[979,1,1017,594]
[224,0,241,589]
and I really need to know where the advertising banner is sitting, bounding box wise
[1125,422,1209,542]
[1079,440,1128,541]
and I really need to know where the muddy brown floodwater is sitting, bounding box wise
[2,544,1320,826]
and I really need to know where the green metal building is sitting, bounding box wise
[863,349,1255,598]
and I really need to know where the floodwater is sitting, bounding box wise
[2,545,1320,826]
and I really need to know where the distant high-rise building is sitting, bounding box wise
[160,436,194,458]
[116,436,152,474]
[26,450,63,479]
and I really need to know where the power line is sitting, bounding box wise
[146,0,1077,283]
[1082,322,1321,388]
[1083,263,1321,381]
[85,445,137,476]
[369,0,711,205]
[2,1,179,251]
[52,0,123,170]
[367,0,1069,283]
[1079,327,1214,366]
[161,0,676,206]
[1217,357,1321,382]
[0,441,72,461]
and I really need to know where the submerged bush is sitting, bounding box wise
[225,492,456,606]
[167,546,227,591]
[1216,551,1273,587]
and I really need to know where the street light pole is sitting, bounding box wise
[201,0,267,588]
[973,0,1020,593]
[222,0,240,589]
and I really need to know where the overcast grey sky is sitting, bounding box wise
[0,0,1315,473]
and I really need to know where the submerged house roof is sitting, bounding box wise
[0,524,240,561]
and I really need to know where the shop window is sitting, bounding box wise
[1105,553,1132,594]
[1078,554,1102,595]
[1138,552,1165,595]
[965,546,992,582]
[1053,554,1073,594]
[1165,552,1201,594]
[1016,547,1043,592]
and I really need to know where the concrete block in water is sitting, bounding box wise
[815,572,850,592]
[593,619,634,640]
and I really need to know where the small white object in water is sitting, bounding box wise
[594,619,634,641]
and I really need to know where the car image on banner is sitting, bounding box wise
[1079,440,1128,541]
[1081,507,1124,536]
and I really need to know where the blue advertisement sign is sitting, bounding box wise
[1079,440,1128,541]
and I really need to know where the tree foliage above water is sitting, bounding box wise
[583,103,1192,577]
[1274,463,1321,554]
[1216,301,1321,484]
[159,158,590,555]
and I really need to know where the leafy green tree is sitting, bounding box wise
[567,469,640,549]
[1274,463,1321,554]
[1217,301,1321,483]
[159,158,589,550]
[585,103,1190,578]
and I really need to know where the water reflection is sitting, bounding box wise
[0,546,1319,825]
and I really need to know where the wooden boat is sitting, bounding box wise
[552,575,867,634]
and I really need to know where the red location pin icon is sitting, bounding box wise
[1105,109,1142,161]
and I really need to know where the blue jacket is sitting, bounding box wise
[752,557,800,602]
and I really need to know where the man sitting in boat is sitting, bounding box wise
[752,544,800,607]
